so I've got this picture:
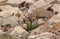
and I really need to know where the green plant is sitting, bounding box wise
[25,23,38,32]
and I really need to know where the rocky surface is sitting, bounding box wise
[0,0,60,39]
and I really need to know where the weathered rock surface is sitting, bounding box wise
[30,23,51,35]
[28,32,57,39]
[0,5,22,17]
[49,13,60,24]
[9,26,28,39]
[0,0,60,39]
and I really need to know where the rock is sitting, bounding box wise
[28,32,57,39]
[51,4,60,14]
[0,30,5,35]
[6,0,25,4]
[57,0,60,2]
[37,19,45,25]
[29,0,54,10]
[48,22,60,32]
[28,35,39,39]
[30,23,50,35]
[0,34,17,39]
[0,17,3,26]
[38,32,57,39]
[26,0,34,4]
[48,12,60,24]
[0,0,60,39]
[22,24,27,29]
[31,7,53,19]
[2,17,19,27]
[9,26,28,39]
[0,5,22,17]
[6,0,34,4]
[0,0,7,3]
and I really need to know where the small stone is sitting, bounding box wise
[37,19,45,25]
[9,26,28,39]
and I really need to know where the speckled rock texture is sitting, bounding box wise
[0,0,60,39]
